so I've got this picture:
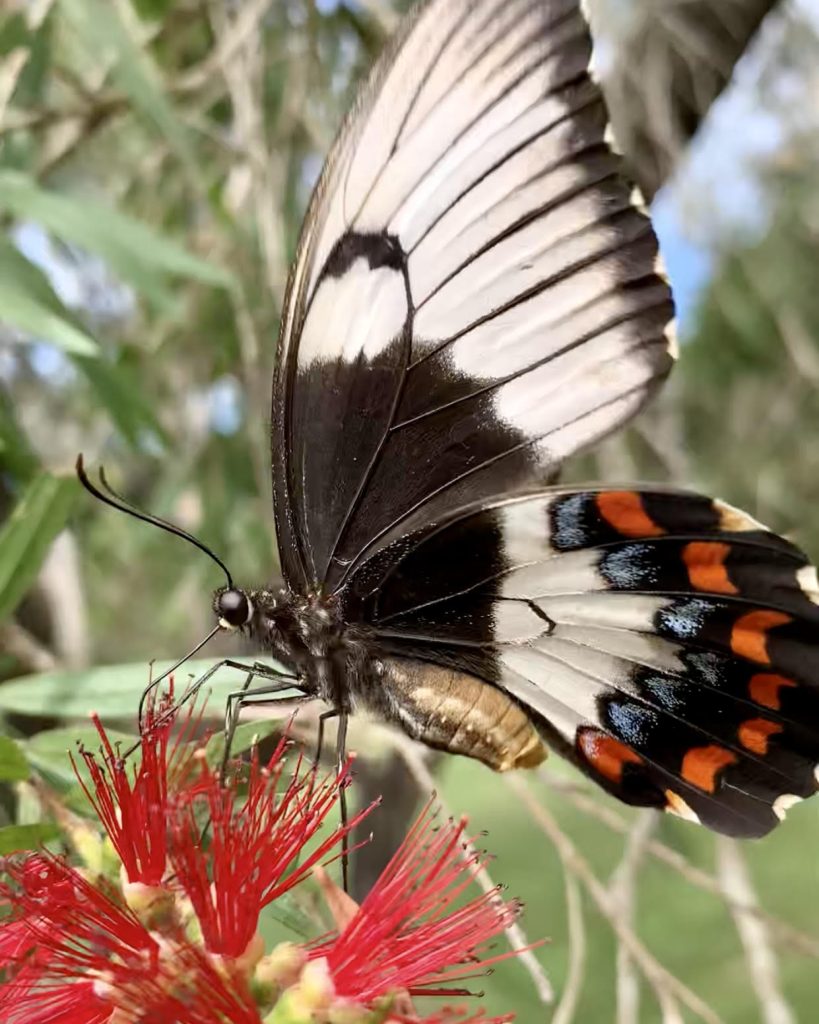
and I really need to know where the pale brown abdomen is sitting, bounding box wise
[376,657,546,771]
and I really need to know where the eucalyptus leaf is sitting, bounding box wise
[203,718,283,768]
[58,0,199,177]
[74,355,167,450]
[0,172,233,309]
[0,823,60,854]
[25,725,136,786]
[0,736,29,782]
[0,388,40,481]
[0,657,293,720]
[0,236,98,355]
[0,473,79,622]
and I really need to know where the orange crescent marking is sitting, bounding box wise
[682,541,738,595]
[681,745,738,793]
[738,718,783,756]
[577,730,642,784]
[730,610,792,664]
[596,491,665,538]
[749,673,796,710]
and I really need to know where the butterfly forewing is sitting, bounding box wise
[265,0,819,839]
[271,0,675,595]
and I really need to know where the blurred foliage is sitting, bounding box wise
[2,0,819,1021]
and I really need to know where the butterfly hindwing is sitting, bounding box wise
[271,0,675,595]
[345,488,819,838]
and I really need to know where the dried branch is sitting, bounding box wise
[540,772,819,959]
[609,811,657,1024]
[716,837,796,1024]
[506,774,724,1024]
[0,622,56,674]
[551,873,585,1024]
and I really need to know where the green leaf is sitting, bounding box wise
[58,0,199,178]
[0,236,98,355]
[25,725,135,786]
[0,736,29,782]
[203,718,282,769]
[0,172,233,309]
[0,822,60,854]
[0,388,40,481]
[0,473,80,622]
[0,657,293,720]
[74,355,167,449]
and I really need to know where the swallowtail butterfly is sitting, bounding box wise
[81,0,819,839]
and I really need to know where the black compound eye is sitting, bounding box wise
[217,589,251,627]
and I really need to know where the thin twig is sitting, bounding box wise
[716,837,796,1024]
[391,734,555,1005]
[0,622,57,674]
[609,810,657,1024]
[540,772,819,959]
[551,873,585,1024]
[506,774,724,1024]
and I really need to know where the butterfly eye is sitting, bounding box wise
[216,588,252,628]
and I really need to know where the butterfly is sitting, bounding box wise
[80,0,819,840]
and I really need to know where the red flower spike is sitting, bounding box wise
[114,941,264,1024]
[310,802,523,1012]
[0,974,110,1024]
[72,689,202,886]
[169,738,376,959]
[0,854,156,980]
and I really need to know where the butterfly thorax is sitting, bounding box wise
[247,587,370,710]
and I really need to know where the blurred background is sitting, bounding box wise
[2,0,819,1020]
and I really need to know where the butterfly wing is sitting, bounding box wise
[271,0,675,594]
[343,488,819,838]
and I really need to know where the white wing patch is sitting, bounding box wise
[297,262,407,367]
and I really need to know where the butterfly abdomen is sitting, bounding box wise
[369,656,546,771]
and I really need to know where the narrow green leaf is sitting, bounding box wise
[0,388,40,481]
[0,822,60,854]
[58,0,199,176]
[0,736,29,782]
[0,657,292,720]
[203,718,282,769]
[26,725,135,785]
[0,236,98,355]
[0,473,80,622]
[0,172,233,307]
[74,355,167,449]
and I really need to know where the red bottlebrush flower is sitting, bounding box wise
[72,690,201,886]
[168,735,375,959]
[0,696,528,1024]
[0,971,110,1024]
[1,854,156,975]
[0,854,159,1024]
[310,803,523,1015]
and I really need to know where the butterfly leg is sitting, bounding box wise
[336,710,350,893]
[221,672,307,780]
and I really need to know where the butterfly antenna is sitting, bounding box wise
[76,454,234,588]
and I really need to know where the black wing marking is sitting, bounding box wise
[271,0,675,593]
[347,487,819,838]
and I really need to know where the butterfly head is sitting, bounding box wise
[214,586,255,631]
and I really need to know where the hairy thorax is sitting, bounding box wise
[248,587,546,772]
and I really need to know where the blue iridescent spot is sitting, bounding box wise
[606,700,659,745]
[552,493,592,550]
[642,675,684,711]
[685,650,725,688]
[601,543,657,588]
[658,598,713,639]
